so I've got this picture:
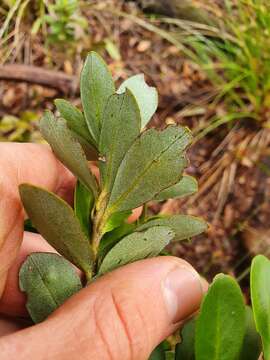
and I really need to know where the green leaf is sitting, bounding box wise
[54,102,98,160]
[54,99,96,146]
[102,210,132,234]
[104,38,121,61]
[165,352,174,360]
[31,17,42,35]
[98,222,136,261]
[107,126,192,213]
[98,226,174,275]
[195,274,246,360]
[19,184,94,279]
[251,255,270,359]
[40,111,98,198]
[239,306,262,360]
[117,74,158,128]
[19,253,82,323]
[149,344,166,360]
[175,318,195,360]
[99,90,141,192]
[154,175,198,201]
[137,215,207,242]
[24,219,37,233]
[74,180,94,237]
[80,51,115,142]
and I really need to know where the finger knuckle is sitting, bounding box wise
[92,288,151,360]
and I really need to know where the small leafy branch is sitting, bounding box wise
[151,255,269,360]
[19,51,207,324]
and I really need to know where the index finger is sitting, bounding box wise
[0,143,75,297]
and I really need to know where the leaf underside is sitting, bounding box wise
[117,73,158,128]
[19,184,94,278]
[154,175,198,201]
[19,253,82,323]
[98,226,175,275]
[80,51,115,142]
[99,90,141,193]
[137,215,207,242]
[107,126,192,213]
[54,98,95,146]
[40,111,98,198]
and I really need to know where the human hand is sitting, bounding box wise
[0,143,204,360]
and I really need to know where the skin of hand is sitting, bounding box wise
[0,143,205,360]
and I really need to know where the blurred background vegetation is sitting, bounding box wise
[1,0,270,293]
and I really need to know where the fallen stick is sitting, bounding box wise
[0,64,79,94]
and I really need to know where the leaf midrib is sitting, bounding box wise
[108,129,188,211]
[103,95,125,192]
[33,188,92,274]
[30,256,59,308]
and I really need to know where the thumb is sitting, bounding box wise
[0,257,203,360]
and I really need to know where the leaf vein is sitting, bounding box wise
[109,130,189,211]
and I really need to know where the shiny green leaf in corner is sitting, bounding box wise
[19,253,82,323]
[251,255,270,360]
[195,274,246,360]
[19,184,94,279]
[239,306,262,360]
[80,51,115,142]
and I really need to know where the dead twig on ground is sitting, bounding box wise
[0,64,78,94]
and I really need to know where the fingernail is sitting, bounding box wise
[163,266,203,324]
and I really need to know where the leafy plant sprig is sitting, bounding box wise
[19,51,207,325]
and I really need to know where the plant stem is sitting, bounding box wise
[91,190,109,256]
[85,269,92,284]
